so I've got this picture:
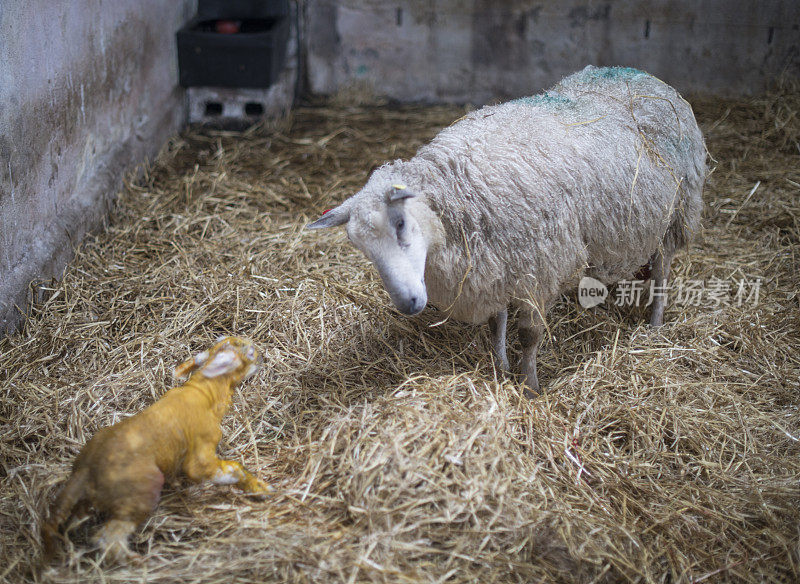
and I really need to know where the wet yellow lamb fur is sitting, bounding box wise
[41,336,269,562]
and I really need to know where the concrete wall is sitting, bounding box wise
[0,0,196,334]
[305,0,800,102]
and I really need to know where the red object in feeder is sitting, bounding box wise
[215,20,241,34]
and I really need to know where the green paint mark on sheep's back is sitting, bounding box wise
[580,66,647,81]
[666,135,695,156]
[511,92,573,107]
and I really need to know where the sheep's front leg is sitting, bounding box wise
[519,311,545,398]
[212,459,271,497]
[184,440,271,498]
[487,308,510,371]
[649,248,675,327]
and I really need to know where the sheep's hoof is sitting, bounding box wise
[522,386,541,400]
[244,478,273,499]
[99,542,141,565]
[522,375,541,399]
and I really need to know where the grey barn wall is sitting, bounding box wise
[305,0,800,102]
[0,0,195,334]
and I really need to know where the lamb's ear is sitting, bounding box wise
[307,203,350,229]
[201,350,242,378]
[174,350,210,378]
[387,184,416,204]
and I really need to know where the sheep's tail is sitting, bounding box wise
[41,467,89,559]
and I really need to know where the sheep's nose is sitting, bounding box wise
[400,296,425,315]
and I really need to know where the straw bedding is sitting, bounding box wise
[1,81,798,583]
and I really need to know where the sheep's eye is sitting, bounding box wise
[395,218,405,233]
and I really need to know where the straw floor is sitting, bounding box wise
[1,82,798,583]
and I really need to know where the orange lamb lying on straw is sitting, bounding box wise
[42,336,269,562]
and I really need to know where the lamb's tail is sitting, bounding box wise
[41,467,89,559]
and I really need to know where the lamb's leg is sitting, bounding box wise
[649,248,675,327]
[519,311,545,398]
[184,441,271,498]
[211,459,271,496]
[487,308,510,371]
[95,465,164,563]
[94,519,139,563]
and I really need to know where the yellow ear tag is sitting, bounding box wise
[391,184,407,190]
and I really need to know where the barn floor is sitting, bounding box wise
[1,83,799,583]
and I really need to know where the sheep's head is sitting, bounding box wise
[308,169,439,316]
[174,336,262,383]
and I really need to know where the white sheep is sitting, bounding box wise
[309,66,706,395]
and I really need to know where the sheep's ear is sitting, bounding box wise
[307,203,350,229]
[387,184,416,204]
[174,350,210,378]
[201,350,242,378]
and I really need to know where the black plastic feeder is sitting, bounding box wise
[178,0,290,88]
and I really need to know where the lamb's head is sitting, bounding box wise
[174,336,262,384]
[308,170,441,316]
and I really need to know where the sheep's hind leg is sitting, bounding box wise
[649,248,675,327]
[519,311,545,398]
[94,519,139,564]
[94,465,164,564]
[487,308,510,371]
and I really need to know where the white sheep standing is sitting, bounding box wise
[309,66,706,395]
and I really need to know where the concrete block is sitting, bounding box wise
[187,5,298,126]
